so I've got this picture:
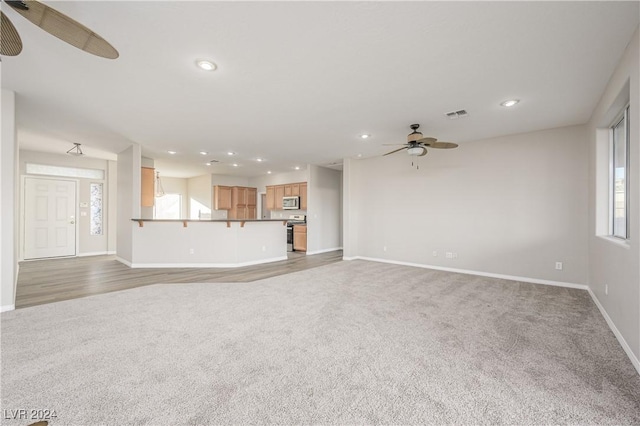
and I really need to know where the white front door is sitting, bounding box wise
[24,177,77,259]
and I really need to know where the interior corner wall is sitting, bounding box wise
[1,89,18,311]
[587,27,640,364]
[307,165,342,254]
[342,158,359,259]
[345,124,589,285]
[116,145,141,263]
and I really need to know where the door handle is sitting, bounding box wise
[69,220,75,224]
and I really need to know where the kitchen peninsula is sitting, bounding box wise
[123,218,287,268]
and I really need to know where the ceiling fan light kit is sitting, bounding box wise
[1,0,119,59]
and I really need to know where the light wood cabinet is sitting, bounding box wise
[299,182,307,210]
[265,181,307,211]
[274,185,284,210]
[213,185,232,210]
[293,225,307,252]
[227,186,257,219]
[141,167,155,207]
[266,186,275,210]
[247,187,257,207]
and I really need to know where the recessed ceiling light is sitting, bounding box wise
[294,166,300,170]
[267,171,272,174]
[231,163,239,167]
[200,151,208,155]
[500,99,520,107]
[360,134,370,139]
[168,150,176,155]
[357,153,363,158]
[256,158,264,162]
[196,59,217,71]
[205,162,212,166]
[227,151,235,156]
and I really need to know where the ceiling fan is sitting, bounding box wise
[0,0,118,59]
[384,124,458,157]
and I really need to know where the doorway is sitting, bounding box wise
[23,177,77,259]
[261,193,268,219]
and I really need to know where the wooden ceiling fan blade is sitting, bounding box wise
[383,147,407,156]
[0,11,23,56]
[417,137,437,144]
[382,143,408,146]
[6,0,118,59]
[425,142,458,149]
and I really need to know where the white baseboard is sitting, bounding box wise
[588,288,640,375]
[306,247,343,255]
[1,304,15,313]
[129,255,288,269]
[77,251,111,257]
[107,251,116,255]
[115,256,132,267]
[345,256,588,290]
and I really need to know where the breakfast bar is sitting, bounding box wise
[124,219,288,268]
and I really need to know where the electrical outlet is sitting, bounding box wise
[605,284,609,295]
[555,262,563,270]
[189,248,194,254]
[262,246,266,252]
[452,252,458,259]
[446,252,453,259]
[432,251,438,257]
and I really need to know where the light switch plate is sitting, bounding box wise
[79,202,89,208]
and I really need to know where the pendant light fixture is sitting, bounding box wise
[155,171,165,197]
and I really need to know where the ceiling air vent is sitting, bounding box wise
[444,109,468,119]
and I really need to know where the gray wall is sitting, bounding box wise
[1,89,18,311]
[587,28,639,365]
[116,145,141,263]
[344,124,589,285]
[307,165,342,253]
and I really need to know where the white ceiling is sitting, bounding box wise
[2,1,638,178]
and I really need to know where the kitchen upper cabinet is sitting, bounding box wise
[247,187,257,207]
[213,185,232,210]
[293,224,307,252]
[227,186,257,219]
[274,185,284,210]
[299,182,307,210]
[265,182,307,211]
[141,167,155,207]
[266,186,275,210]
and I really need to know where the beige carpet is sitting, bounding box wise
[1,260,639,425]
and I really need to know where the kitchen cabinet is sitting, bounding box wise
[213,185,232,210]
[266,186,275,210]
[141,167,155,207]
[299,182,307,210]
[265,182,307,211]
[293,225,307,252]
[274,185,284,210]
[228,186,257,219]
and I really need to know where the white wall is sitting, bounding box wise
[19,150,112,256]
[159,176,188,219]
[1,89,18,311]
[307,165,342,254]
[188,174,213,219]
[107,161,117,252]
[345,124,589,285]
[587,28,639,367]
[116,144,141,263]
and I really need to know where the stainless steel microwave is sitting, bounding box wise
[282,196,300,210]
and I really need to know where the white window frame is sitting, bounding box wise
[609,104,630,240]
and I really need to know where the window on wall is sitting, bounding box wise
[90,183,103,236]
[155,194,181,219]
[611,105,629,239]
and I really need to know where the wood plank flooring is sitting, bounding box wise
[15,250,343,309]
